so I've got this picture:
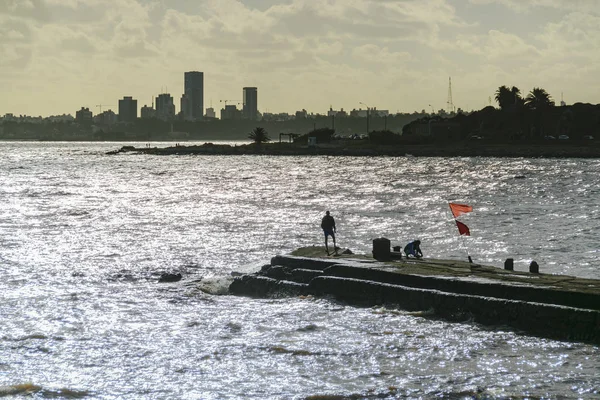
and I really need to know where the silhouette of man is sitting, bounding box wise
[321,211,337,255]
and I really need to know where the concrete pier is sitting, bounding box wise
[229,246,600,344]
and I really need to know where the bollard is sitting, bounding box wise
[529,261,539,274]
[504,258,514,271]
[372,238,391,261]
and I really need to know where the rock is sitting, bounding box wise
[158,272,182,283]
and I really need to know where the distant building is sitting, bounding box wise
[141,105,156,119]
[262,112,292,122]
[118,96,137,123]
[221,104,242,120]
[371,109,389,117]
[349,107,388,118]
[327,107,348,117]
[45,114,74,123]
[94,109,117,126]
[295,109,308,119]
[75,107,93,123]
[2,113,16,122]
[155,93,175,121]
[180,94,191,121]
[350,108,367,118]
[242,87,258,120]
[205,107,216,119]
[184,71,204,120]
[7,115,44,124]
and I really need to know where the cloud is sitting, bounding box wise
[352,44,412,65]
[484,30,540,60]
[536,12,600,60]
[0,0,598,116]
[0,0,51,22]
[0,16,34,68]
[468,0,600,14]
[60,32,97,53]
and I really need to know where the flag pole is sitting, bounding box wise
[448,202,473,263]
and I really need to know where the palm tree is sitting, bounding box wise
[248,127,271,144]
[495,85,524,110]
[495,85,512,110]
[510,86,524,107]
[525,88,555,110]
[525,88,555,137]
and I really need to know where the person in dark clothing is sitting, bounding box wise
[321,211,337,255]
[404,240,423,259]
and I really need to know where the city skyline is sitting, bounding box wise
[1,0,599,117]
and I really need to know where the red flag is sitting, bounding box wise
[455,220,470,236]
[449,203,473,218]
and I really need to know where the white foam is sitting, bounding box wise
[193,276,235,295]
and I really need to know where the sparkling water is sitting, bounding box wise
[0,141,599,399]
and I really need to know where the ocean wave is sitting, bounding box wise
[188,276,234,295]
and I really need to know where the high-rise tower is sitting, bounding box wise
[155,93,175,121]
[184,71,204,120]
[243,87,258,120]
[118,96,137,123]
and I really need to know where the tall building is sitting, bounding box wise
[155,93,175,121]
[75,107,93,123]
[243,87,258,120]
[118,96,137,123]
[180,94,191,121]
[184,71,204,121]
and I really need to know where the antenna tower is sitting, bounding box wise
[447,77,454,113]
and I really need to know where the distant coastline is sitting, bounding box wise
[109,140,600,158]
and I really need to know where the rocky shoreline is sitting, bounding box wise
[108,141,600,158]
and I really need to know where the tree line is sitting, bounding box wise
[494,86,554,111]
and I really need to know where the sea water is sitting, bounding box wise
[0,141,599,399]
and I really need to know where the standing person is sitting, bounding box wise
[404,240,423,259]
[321,211,337,255]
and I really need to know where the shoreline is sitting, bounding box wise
[109,141,600,158]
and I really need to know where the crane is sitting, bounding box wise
[220,100,241,107]
[96,104,114,113]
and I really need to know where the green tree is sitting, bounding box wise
[248,126,271,144]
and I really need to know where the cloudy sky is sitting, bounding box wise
[1,0,599,117]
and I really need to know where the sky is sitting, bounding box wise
[1,0,599,117]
